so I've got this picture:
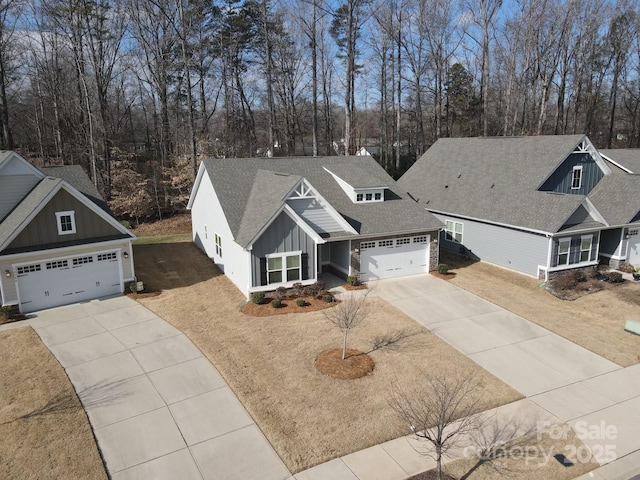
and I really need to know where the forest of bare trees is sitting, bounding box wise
[0,0,639,220]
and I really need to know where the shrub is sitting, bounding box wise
[0,305,18,319]
[271,299,282,308]
[304,280,324,297]
[437,263,449,274]
[290,283,303,298]
[296,299,307,307]
[251,291,265,304]
[606,271,624,283]
[346,275,361,286]
[619,263,635,273]
[274,286,287,300]
[322,294,334,303]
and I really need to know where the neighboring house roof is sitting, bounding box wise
[599,149,640,174]
[191,156,442,246]
[398,135,592,233]
[40,165,110,212]
[588,173,640,226]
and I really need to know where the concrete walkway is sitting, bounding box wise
[7,296,290,480]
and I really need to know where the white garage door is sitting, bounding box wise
[15,251,122,313]
[360,235,430,281]
[628,228,640,265]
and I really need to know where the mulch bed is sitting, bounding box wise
[126,291,162,299]
[343,283,368,291]
[315,348,375,380]
[0,314,27,326]
[431,271,457,281]
[240,296,337,317]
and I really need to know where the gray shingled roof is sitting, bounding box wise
[40,165,110,212]
[599,149,640,174]
[0,177,62,248]
[588,173,640,226]
[323,163,387,188]
[398,135,593,233]
[199,156,442,247]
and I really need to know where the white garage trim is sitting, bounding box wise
[627,228,640,265]
[360,235,430,281]
[13,248,124,313]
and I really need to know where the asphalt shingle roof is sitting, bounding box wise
[599,149,640,174]
[199,156,442,247]
[588,173,640,226]
[40,165,110,212]
[398,135,592,233]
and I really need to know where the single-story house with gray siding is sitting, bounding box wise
[399,135,640,280]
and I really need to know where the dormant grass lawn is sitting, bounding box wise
[133,241,522,473]
[0,328,107,480]
[442,253,640,367]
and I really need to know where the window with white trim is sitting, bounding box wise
[354,189,384,203]
[445,220,463,243]
[55,211,76,235]
[580,235,592,262]
[356,193,364,202]
[374,192,382,200]
[266,252,301,284]
[557,238,571,265]
[571,166,583,189]
[215,233,222,257]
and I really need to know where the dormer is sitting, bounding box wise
[538,136,611,196]
[323,166,387,204]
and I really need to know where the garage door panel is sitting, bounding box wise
[360,236,429,281]
[628,230,640,265]
[15,251,122,313]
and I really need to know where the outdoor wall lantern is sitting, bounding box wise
[123,251,129,259]
[4,270,11,278]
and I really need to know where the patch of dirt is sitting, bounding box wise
[131,213,191,236]
[126,291,162,299]
[315,348,375,379]
[409,471,457,480]
[240,296,337,316]
[133,242,521,472]
[441,251,640,367]
[0,314,27,326]
[0,328,107,480]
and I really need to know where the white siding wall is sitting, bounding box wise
[434,213,550,276]
[190,174,251,296]
[0,239,134,306]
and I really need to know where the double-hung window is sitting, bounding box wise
[445,220,463,243]
[215,233,222,257]
[56,211,76,235]
[571,166,583,190]
[580,235,592,263]
[267,252,301,284]
[557,238,571,265]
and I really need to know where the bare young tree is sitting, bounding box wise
[322,289,371,360]
[388,371,485,480]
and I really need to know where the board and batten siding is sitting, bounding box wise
[8,189,122,250]
[251,210,316,287]
[287,198,343,233]
[190,171,250,296]
[0,174,41,221]
[539,152,604,195]
[433,213,549,277]
[550,231,600,267]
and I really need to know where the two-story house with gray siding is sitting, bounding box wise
[0,152,136,313]
[398,135,640,280]
[187,156,442,297]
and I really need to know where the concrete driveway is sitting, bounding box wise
[374,274,640,473]
[24,295,290,480]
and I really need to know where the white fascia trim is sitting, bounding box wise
[427,209,552,236]
[600,153,633,173]
[582,136,612,175]
[0,238,132,261]
[0,151,45,178]
[187,162,206,209]
[289,177,358,235]
[581,197,609,226]
[354,186,388,191]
